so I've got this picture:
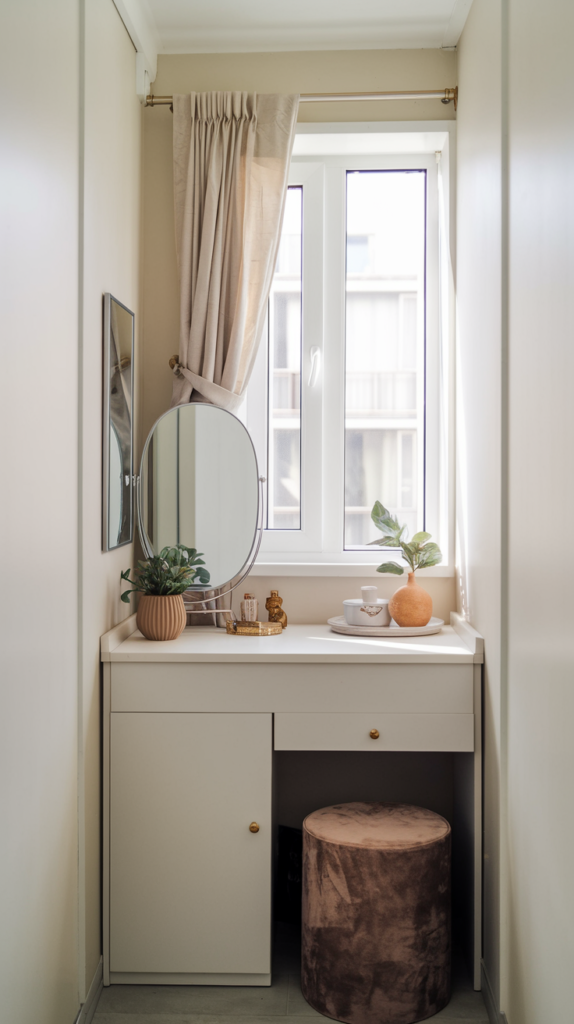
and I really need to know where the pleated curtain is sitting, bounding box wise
[170,91,300,411]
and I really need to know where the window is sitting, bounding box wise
[245,131,452,572]
[344,169,425,548]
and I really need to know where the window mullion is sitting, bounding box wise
[322,164,347,554]
[299,166,324,549]
[423,161,440,542]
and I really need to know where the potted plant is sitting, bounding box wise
[121,545,210,640]
[369,501,442,627]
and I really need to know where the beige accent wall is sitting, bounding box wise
[81,0,142,997]
[154,49,457,125]
[227,575,455,624]
[456,0,503,1008]
[142,49,457,620]
[143,48,457,442]
[0,1,80,1022]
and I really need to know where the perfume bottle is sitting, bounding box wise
[240,593,258,622]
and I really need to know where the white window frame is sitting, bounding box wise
[245,122,456,577]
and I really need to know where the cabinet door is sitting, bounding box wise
[110,712,272,974]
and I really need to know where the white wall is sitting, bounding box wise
[505,0,574,1019]
[456,0,503,1006]
[81,0,141,996]
[0,1,80,1022]
[457,0,574,1019]
[0,0,142,1019]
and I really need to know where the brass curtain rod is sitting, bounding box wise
[146,87,457,110]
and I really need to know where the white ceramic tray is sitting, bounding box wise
[327,616,444,638]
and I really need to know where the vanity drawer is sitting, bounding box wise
[274,712,474,752]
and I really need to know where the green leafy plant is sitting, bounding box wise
[121,545,210,604]
[369,501,442,576]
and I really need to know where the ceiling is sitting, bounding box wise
[143,0,474,54]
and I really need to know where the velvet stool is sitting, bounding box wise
[301,802,451,1024]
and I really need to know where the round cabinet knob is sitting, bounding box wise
[369,729,380,740]
[249,822,260,833]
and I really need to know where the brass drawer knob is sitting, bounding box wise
[249,822,260,833]
[369,729,380,740]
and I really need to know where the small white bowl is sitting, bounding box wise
[343,589,391,628]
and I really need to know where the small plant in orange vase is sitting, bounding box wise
[369,501,442,627]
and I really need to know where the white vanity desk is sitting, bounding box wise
[101,612,483,991]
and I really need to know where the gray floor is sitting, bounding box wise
[94,924,489,1024]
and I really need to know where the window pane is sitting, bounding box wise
[344,170,425,549]
[267,187,302,529]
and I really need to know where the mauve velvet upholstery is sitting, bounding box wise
[301,802,451,1024]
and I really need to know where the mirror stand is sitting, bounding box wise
[181,473,266,623]
[136,472,267,627]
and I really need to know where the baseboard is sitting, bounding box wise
[109,970,271,985]
[77,958,103,1024]
[481,959,508,1024]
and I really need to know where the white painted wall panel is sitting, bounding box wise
[456,0,503,1006]
[506,0,574,1019]
[82,0,142,994]
[0,0,143,1016]
[458,0,574,1017]
[0,1,80,1022]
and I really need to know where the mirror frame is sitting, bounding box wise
[102,292,135,552]
[137,404,264,601]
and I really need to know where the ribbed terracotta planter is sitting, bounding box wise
[136,594,187,641]
[389,572,432,627]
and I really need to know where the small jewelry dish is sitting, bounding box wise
[343,586,390,627]
[328,616,444,638]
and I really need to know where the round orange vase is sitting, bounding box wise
[136,594,187,641]
[389,572,432,628]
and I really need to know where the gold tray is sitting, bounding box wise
[226,620,283,636]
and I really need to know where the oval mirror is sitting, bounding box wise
[139,405,260,593]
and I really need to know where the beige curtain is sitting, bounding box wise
[171,91,300,411]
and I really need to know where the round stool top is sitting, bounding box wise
[303,802,450,850]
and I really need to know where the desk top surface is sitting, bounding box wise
[102,616,483,666]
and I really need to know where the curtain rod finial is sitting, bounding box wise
[440,87,458,110]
